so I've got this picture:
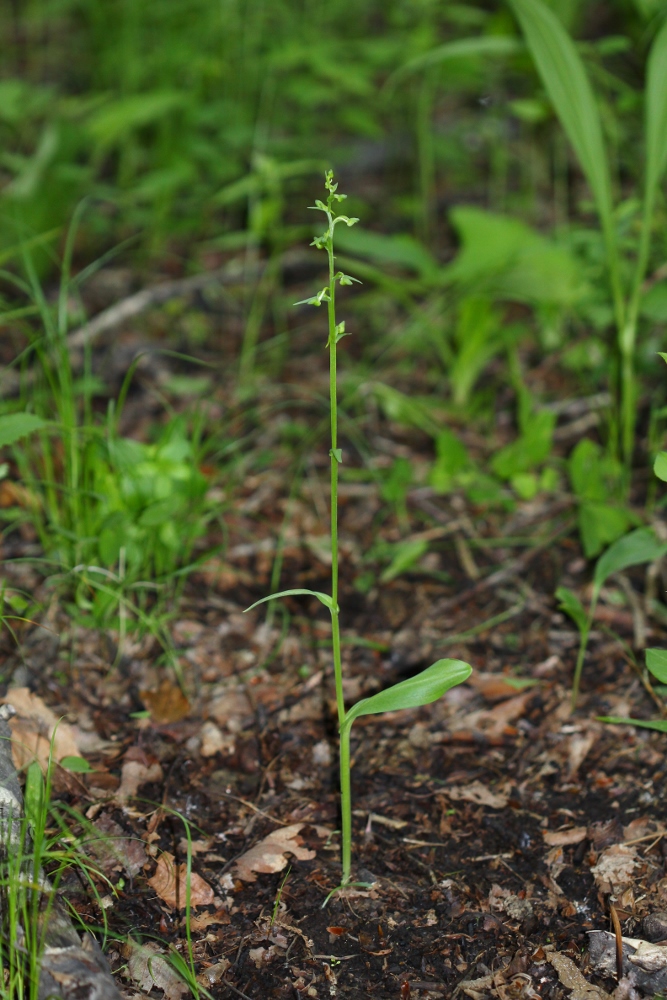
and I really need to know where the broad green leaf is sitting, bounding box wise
[644,18,667,215]
[343,659,472,728]
[430,429,469,493]
[507,0,616,253]
[60,755,94,773]
[334,224,438,281]
[392,36,522,81]
[380,539,428,583]
[443,208,582,306]
[598,715,667,733]
[641,282,667,321]
[88,92,186,149]
[578,501,634,559]
[0,412,47,448]
[555,585,587,634]
[244,589,336,613]
[593,527,667,600]
[646,648,667,684]
[491,409,555,479]
[654,452,667,482]
[371,383,440,436]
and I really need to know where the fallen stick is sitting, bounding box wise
[0,704,121,1000]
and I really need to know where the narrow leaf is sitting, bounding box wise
[592,527,667,600]
[646,648,667,684]
[555,585,587,634]
[0,412,47,449]
[343,659,471,728]
[244,589,335,613]
[598,715,667,733]
[507,0,615,248]
[644,18,667,209]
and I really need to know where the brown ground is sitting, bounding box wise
[2,268,667,1000]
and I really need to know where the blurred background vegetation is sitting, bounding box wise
[3,0,667,638]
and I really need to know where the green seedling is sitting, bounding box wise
[508,0,667,464]
[599,649,667,732]
[567,438,635,558]
[557,527,667,708]
[245,172,472,888]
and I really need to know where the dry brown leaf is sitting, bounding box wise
[2,687,82,771]
[140,678,191,724]
[544,827,588,847]
[447,780,509,810]
[124,939,189,1000]
[86,813,147,877]
[199,721,234,757]
[116,750,163,804]
[207,687,253,731]
[147,851,216,909]
[189,908,231,931]
[234,823,315,882]
[468,673,536,703]
[451,692,532,740]
[590,844,639,893]
[547,952,611,1000]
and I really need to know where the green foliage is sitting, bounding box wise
[508,0,667,463]
[568,439,633,558]
[444,207,583,308]
[557,526,667,707]
[0,413,48,449]
[342,659,472,726]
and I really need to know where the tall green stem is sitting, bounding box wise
[325,215,349,881]
[339,722,352,883]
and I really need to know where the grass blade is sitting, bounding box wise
[507,0,617,274]
[645,17,667,210]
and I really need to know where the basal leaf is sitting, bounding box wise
[343,659,471,728]
[593,527,667,600]
[654,451,667,482]
[244,589,336,613]
[0,412,47,448]
[555,585,587,634]
[646,647,667,684]
[507,0,616,253]
[598,715,667,733]
[380,539,428,583]
[60,755,94,773]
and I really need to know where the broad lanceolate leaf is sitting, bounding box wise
[555,585,587,634]
[342,659,471,729]
[598,715,667,733]
[392,35,522,81]
[0,412,47,448]
[644,18,667,212]
[507,0,615,251]
[60,755,94,773]
[646,648,667,684]
[592,527,667,601]
[654,451,667,482]
[244,589,336,613]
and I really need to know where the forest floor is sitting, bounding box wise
[2,260,667,1000]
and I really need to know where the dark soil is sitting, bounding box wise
[2,272,667,1000]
